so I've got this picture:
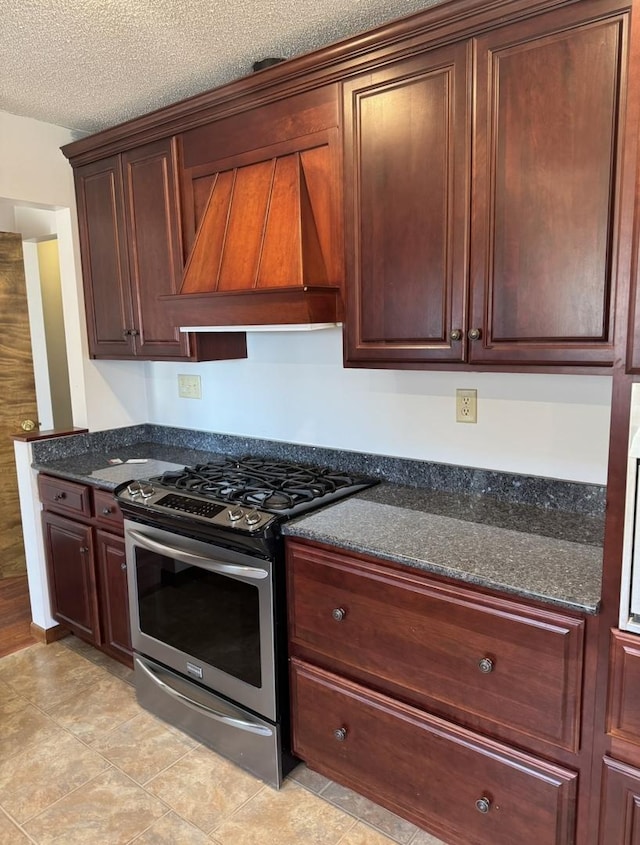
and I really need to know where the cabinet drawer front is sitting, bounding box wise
[93,489,124,531]
[287,542,584,750]
[291,659,577,845]
[607,629,640,746]
[38,474,92,519]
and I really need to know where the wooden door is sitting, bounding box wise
[343,43,470,365]
[42,511,100,644]
[470,1,628,367]
[74,156,136,358]
[0,232,39,579]
[121,138,191,359]
[95,529,132,666]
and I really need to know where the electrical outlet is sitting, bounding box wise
[456,388,477,423]
[178,374,202,399]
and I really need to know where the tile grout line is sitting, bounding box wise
[0,803,40,844]
[206,782,270,836]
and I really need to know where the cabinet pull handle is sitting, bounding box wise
[333,727,347,742]
[120,562,127,571]
[332,607,346,622]
[475,797,491,814]
[79,546,89,554]
[478,657,494,674]
[102,507,112,515]
[450,329,462,341]
[53,492,66,501]
[468,328,481,341]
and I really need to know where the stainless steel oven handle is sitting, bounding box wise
[135,657,274,737]
[127,529,269,580]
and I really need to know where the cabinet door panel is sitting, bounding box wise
[74,157,135,357]
[122,138,190,358]
[292,659,577,845]
[95,530,132,666]
[600,757,640,844]
[343,43,469,364]
[471,4,627,365]
[42,512,100,644]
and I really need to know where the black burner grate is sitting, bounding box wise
[150,457,369,512]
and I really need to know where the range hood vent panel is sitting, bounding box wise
[180,145,336,296]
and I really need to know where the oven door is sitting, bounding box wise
[124,519,277,721]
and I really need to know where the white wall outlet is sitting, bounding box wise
[178,374,202,399]
[456,388,477,423]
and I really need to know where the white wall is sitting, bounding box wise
[146,328,613,484]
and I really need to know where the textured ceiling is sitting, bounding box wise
[0,0,440,137]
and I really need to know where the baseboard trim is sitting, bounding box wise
[30,622,70,644]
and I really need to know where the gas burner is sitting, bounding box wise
[148,457,372,512]
[117,455,377,543]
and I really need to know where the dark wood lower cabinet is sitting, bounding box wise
[600,757,640,844]
[40,474,131,667]
[95,529,132,666]
[42,511,101,645]
[291,659,577,845]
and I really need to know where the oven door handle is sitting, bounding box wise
[135,657,274,737]
[127,529,269,580]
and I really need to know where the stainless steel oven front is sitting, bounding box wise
[124,519,278,721]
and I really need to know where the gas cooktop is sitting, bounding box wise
[115,455,376,539]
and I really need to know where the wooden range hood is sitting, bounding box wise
[162,145,343,328]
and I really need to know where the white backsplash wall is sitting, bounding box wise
[145,328,613,485]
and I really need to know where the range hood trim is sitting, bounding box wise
[161,285,344,329]
[181,323,341,333]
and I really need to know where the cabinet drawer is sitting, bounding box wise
[38,474,92,520]
[291,659,577,845]
[287,541,584,750]
[607,629,640,746]
[93,489,124,531]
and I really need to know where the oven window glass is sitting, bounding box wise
[134,548,262,687]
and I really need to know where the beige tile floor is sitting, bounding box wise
[0,637,448,845]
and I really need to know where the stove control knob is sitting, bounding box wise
[140,484,155,499]
[127,481,142,497]
[228,507,244,522]
[245,511,262,526]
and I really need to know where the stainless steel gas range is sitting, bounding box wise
[114,456,375,787]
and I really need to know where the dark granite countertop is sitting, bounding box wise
[31,441,225,490]
[31,424,604,614]
[283,484,603,615]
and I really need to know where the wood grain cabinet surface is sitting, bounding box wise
[95,529,131,664]
[292,658,578,845]
[39,474,132,666]
[73,139,246,362]
[287,540,585,752]
[286,537,585,844]
[599,757,640,845]
[42,511,101,645]
[343,0,629,369]
[607,629,640,760]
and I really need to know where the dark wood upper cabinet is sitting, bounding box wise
[75,155,136,358]
[74,139,246,361]
[343,44,470,365]
[344,0,629,369]
[470,3,627,367]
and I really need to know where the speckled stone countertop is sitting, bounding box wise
[31,424,604,613]
[283,484,603,615]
